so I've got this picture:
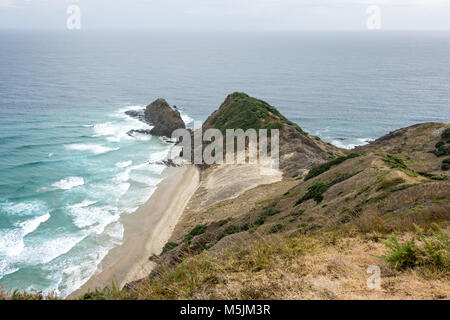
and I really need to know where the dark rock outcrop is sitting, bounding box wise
[145,99,186,138]
[126,129,152,137]
[125,110,146,122]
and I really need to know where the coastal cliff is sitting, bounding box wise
[96,94,447,300]
[119,119,449,300]
[3,94,448,300]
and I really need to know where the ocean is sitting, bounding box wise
[0,31,449,296]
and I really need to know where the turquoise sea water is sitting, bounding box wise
[0,31,449,296]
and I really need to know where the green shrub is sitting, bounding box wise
[163,242,179,253]
[252,207,281,227]
[416,224,449,267]
[435,145,450,157]
[430,175,446,181]
[189,225,207,237]
[442,158,450,171]
[329,171,359,186]
[383,154,417,176]
[380,224,449,271]
[269,224,283,234]
[253,215,266,226]
[218,219,229,227]
[442,128,450,140]
[80,283,123,300]
[224,225,241,234]
[380,235,420,270]
[383,154,407,169]
[304,153,360,181]
[216,223,252,241]
[418,171,434,178]
[295,182,328,206]
[240,223,250,231]
[391,184,414,192]
[435,141,445,148]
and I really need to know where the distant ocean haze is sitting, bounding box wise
[0,30,449,296]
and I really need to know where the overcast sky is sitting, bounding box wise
[1,0,450,30]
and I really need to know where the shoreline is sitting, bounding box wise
[69,164,200,299]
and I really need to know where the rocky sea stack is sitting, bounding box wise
[125,98,186,138]
[145,98,186,137]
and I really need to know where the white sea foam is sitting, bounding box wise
[0,199,48,217]
[69,200,97,209]
[68,202,119,233]
[89,182,131,201]
[115,168,131,182]
[55,221,124,297]
[93,108,152,143]
[52,177,85,190]
[115,160,132,168]
[0,229,25,257]
[19,213,51,236]
[115,105,142,117]
[65,143,120,155]
[21,233,87,266]
[149,148,172,162]
[0,200,50,259]
[180,111,194,125]
[92,122,114,136]
[331,137,373,150]
[133,134,151,141]
[0,213,51,258]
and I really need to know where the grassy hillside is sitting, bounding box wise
[208,92,306,135]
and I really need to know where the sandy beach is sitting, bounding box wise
[69,164,200,298]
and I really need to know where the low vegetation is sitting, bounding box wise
[442,158,450,171]
[295,182,328,206]
[380,224,449,271]
[162,242,179,253]
[304,153,359,181]
[210,92,307,135]
[382,154,417,177]
[433,128,450,156]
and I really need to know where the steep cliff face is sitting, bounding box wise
[201,92,343,177]
[144,98,186,137]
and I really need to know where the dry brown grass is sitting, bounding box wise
[80,228,449,300]
[352,203,450,234]
[0,286,58,300]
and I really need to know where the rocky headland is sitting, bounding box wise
[115,93,448,300]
